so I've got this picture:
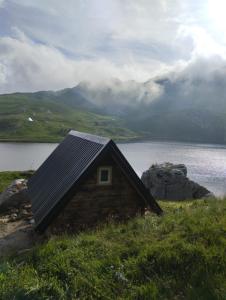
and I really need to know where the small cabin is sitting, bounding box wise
[28,130,162,233]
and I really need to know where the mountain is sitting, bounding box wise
[74,76,226,144]
[0,90,138,142]
[123,76,226,144]
[0,74,226,144]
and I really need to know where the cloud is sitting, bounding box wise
[0,1,226,93]
[69,54,226,114]
[78,77,164,108]
[0,32,78,93]
[0,29,172,93]
[153,55,226,115]
[0,1,193,62]
[179,25,226,59]
[0,0,189,93]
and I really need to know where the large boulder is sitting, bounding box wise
[141,162,212,200]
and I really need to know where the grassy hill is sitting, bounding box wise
[0,197,226,299]
[0,92,138,142]
[1,85,226,144]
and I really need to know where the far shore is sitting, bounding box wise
[0,136,226,147]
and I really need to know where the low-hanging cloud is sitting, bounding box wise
[152,55,226,114]
[77,77,164,109]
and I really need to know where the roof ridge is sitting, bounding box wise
[69,130,111,145]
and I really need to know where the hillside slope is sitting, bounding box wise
[0,92,137,142]
[0,198,226,299]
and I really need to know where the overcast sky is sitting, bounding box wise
[1,0,226,93]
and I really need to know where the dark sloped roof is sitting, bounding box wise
[28,130,162,231]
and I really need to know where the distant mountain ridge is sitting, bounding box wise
[72,77,226,144]
[0,76,226,144]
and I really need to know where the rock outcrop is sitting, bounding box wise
[0,179,30,213]
[141,162,213,200]
[0,179,42,258]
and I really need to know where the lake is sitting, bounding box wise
[0,141,225,197]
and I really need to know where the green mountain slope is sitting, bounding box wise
[0,198,226,299]
[0,92,138,142]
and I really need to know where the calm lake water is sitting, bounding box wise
[0,141,225,197]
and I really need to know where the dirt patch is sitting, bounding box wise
[0,202,43,258]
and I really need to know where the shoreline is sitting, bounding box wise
[0,136,226,147]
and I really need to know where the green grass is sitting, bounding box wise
[0,198,226,299]
[0,171,33,193]
[0,93,139,142]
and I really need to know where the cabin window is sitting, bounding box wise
[97,166,112,185]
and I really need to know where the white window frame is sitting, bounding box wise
[97,166,112,185]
